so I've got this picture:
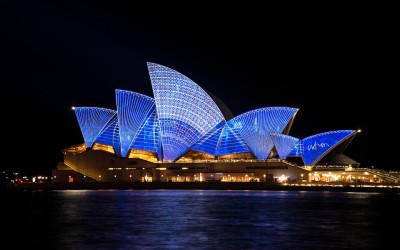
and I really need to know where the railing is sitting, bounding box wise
[350,168,399,183]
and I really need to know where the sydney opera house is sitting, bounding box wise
[53,62,394,184]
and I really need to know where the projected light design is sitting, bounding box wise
[216,124,251,156]
[130,109,162,158]
[72,62,357,165]
[302,130,356,165]
[116,90,156,157]
[191,121,226,155]
[270,133,299,160]
[288,140,303,157]
[227,107,298,159]
[147,62,225,161]
[192,120,251,156]
[74,107,117,148]
[93,116,121,155]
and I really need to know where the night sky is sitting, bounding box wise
[1,1,398,175]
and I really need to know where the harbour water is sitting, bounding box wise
[4,190,400,249]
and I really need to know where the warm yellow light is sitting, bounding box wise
[278,175,288,182]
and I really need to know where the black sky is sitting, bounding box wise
[1,1,398,174]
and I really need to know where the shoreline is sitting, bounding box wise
[5,182,400,193]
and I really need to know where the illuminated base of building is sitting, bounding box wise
[52,149,399,184]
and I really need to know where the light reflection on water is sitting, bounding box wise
[4,190,400,249]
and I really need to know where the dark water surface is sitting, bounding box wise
[4,190,400,249]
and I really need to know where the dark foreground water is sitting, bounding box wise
[3,190,400,250]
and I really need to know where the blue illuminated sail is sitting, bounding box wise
[116,89,156,157]
[216,124,251,156]
[191,121,226,155]
[94,116,121,156]
[228,107,298,159]
[302,130,356,165]
[270,133,299,160]
[147,62,225,161]
[288,140,303,157]
[73,107,117,148]
[130,109,162,159]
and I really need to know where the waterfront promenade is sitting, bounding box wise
[5,181,400,193]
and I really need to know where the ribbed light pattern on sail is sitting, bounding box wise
[228,107,298,159]
[116,89,156,157]
[302,130,355,165]
[288,140,304,157]
[74,107,116,148]
[216,125,251,156]
[270,133,299,160]
[94,116,121,156]
[191,121,226,155]
[147,62,225,161]
[131,109,162,159]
